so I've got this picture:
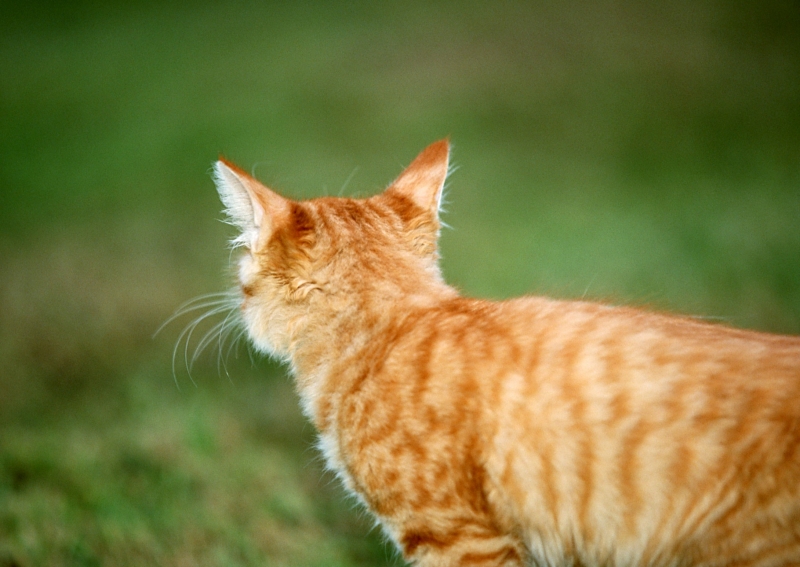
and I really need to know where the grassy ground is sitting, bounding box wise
[1,1,799,565]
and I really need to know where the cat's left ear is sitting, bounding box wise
[386,139,450,219]
[213,158,288,248]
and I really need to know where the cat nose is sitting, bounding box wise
[241,283,256,298]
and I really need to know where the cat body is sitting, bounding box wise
[212,141,800,566]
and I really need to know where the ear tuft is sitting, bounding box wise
[213,158,288,247]
[387,139,450,216]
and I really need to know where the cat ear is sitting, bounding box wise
[387,139,450,217]
[213,158,288,247]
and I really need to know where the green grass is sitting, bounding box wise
[1,1,799,565]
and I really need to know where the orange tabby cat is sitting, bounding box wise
[211,140,800,566]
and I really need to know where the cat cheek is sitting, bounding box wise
[237,255,259,288]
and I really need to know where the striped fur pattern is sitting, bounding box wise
[212,141,800,566]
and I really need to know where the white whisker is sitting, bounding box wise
[153,292,238,338]
[182,303,236,382]
[157,289,243,389]
[216,309,244,381]
[225,326,248,366]
[338,166,359,196]
[191,318,229,369]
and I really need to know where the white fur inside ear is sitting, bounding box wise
[214,161,264,247]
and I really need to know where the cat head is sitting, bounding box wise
[213,140,453,358]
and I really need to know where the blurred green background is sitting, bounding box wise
[1,1,798,565]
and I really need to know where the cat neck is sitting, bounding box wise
[288,278,459,387]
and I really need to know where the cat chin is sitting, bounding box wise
[241,312,291,361]
[247,333,286,361]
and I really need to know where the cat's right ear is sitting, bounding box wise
[386,139,450,218]
[213,158,288,248]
